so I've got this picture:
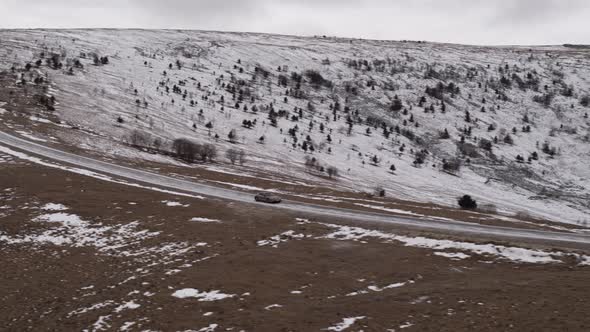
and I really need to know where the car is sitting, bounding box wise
[254,192,282,204]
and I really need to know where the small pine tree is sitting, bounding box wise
[228,129,237,143]
[503,134,514,145]
[371,155,379,165]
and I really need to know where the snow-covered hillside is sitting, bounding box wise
[1,29,589,224]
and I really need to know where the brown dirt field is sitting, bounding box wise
[1,157,590,332]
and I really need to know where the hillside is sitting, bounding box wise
[1,29,590,225]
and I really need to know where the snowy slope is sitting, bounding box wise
[1,29,589,225]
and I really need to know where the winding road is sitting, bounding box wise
[1,130,590,248]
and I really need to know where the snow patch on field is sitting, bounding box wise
[120,322,136,331]
[0,208,202,266]
[315,221,589,265]
[190,217,221,223]
[41,203,68,211]
[68,300,115,317]
[0,213,160,250]
[399,322,415,329]
[257,230,307,248]
[89,315,111,331]
[162,200,189,207]
[324,316,366,331]
[264,304,283,310]
[434,252,471,260]
[113,301,141,313]
[172,289,235,301]
[195,324,218,332]
[35,212,85,227]
[346,280,414,297]
[368,280,413,292]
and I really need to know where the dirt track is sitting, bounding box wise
[1,159,590,331]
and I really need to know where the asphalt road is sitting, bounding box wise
[2,130,590,248]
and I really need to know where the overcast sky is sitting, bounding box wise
[1,0,589,45]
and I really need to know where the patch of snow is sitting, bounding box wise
[434,252,471,260]
[316,221,588,265]
[90,315,111,331]
[264,304,283,310]
[197,324,218,332]
[172,289,235,301]
[41,203,68,211]
[190,217,221,223]
[34,213,85,227]
[68,301,115,317]
[400,322,414,329]
[120,322,136,331]
[324,316,366,331]
[367,280,413,292]
[0,210,200,270]
[162,200,189,207]
[257,230,307,247]
[114,301,140,313]
[346,280,413,297]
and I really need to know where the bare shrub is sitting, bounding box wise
[226,148,239,164]
[228,129,238,143]
[326,166,339,178]
[196,144,217,162]
[173,138,198,163]
[458,142,481,158]
[478,138,492,152]
[304,156,324,173]
[128,129,151,148]
[237,149,246,165]
[442,158,461,173]
[226,148,246,165]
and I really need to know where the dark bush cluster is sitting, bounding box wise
[304,70,333,88]
[458,195,477,210]
[172,138,217,163]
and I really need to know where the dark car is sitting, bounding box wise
[255,192,282,204]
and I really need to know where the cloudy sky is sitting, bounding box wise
[1,0,588,45]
